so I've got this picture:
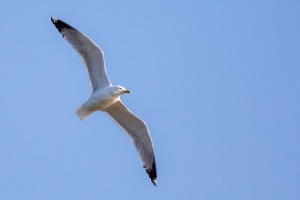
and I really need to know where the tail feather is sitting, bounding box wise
[75,104,94,121]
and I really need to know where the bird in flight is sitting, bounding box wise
[51,17,157,186]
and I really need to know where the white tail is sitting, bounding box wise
[75,104,94,121]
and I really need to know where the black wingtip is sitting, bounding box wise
[50,17,77,35]
[145,158,157,186]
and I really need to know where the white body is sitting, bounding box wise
[76,86,120,120]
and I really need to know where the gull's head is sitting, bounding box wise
[111,85,130,96]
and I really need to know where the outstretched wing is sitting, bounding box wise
[51,17,111,91]
[104,101,157,186]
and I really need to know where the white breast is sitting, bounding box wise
[87,87,120,111]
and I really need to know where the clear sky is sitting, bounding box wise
[0,0,299,199]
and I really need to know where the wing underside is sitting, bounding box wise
[105,101,157,186]
[51,17,111,91]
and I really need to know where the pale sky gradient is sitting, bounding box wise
[0,0,299,199]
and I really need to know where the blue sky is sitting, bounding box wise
[1,0,299,199]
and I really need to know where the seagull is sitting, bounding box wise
[51,17,157,186]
